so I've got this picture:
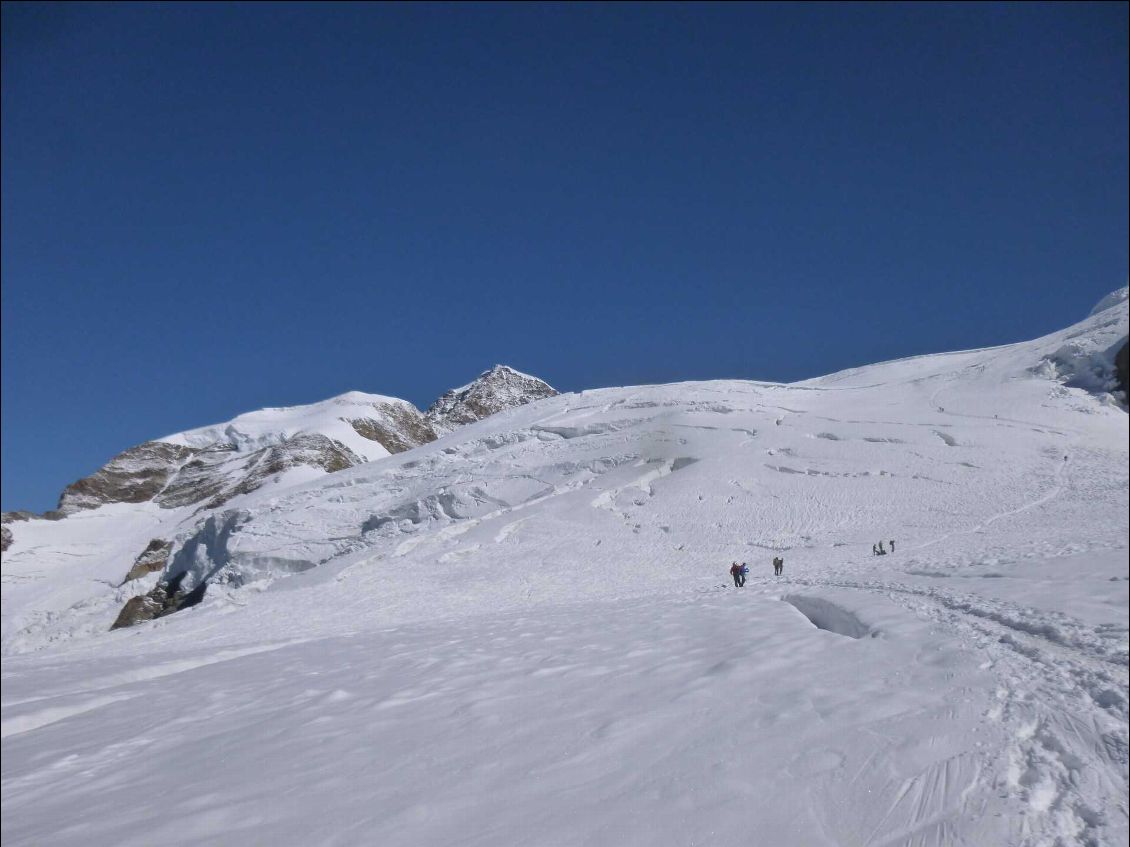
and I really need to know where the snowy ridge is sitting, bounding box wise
[161,390,416,461]
[1,290,1127,847]
[36,365,559,523]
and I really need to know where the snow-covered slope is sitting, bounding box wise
[1,291,1127,847]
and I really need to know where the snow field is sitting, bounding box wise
[1,290,1127,845]
[3,589,1012,847]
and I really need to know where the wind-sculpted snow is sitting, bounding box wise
[1,289,1127,846]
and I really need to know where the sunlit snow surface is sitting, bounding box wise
[3,294,1128,846]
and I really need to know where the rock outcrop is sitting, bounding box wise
[54,394,448,519]
[426,365,557,432]
[122,538,174,583]
[55,435,368,516]
[110,570,207,630]
[57,441,197,514]
[347,405,438,454]
[158,434,364,511]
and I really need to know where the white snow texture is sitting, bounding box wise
[2,288,1128,847]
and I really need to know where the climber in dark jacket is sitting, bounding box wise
[730,562,742,588]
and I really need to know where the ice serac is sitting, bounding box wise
[425,364,558,432]
[1029,286,1128,404]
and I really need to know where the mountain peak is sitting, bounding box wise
[426,365,557,432]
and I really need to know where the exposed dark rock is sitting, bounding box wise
[110,570,208,630]
[56,431,367,518]
[111,510,252,629]
[122,538,173,583]
[58,441,198,514]
[110,591,168,630]
[153,434,366,511]
[0,526,11,554]
[154,444,239,509]
[426,365,557,432]
[199,434,363,509]
[348,406,438,454]
[3,509,65,523]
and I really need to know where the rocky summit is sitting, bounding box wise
[425,365,558,432]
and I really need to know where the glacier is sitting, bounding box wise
[1,290,1127,847]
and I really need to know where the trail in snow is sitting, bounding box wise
[911,451,1071,554]
[780,572,1128,846]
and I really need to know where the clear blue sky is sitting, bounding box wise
[2,2,1127,513]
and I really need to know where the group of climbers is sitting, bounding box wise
[729,556,785,587]
[728,540,901,587]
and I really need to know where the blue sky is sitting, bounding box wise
[2,2,1127,512]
